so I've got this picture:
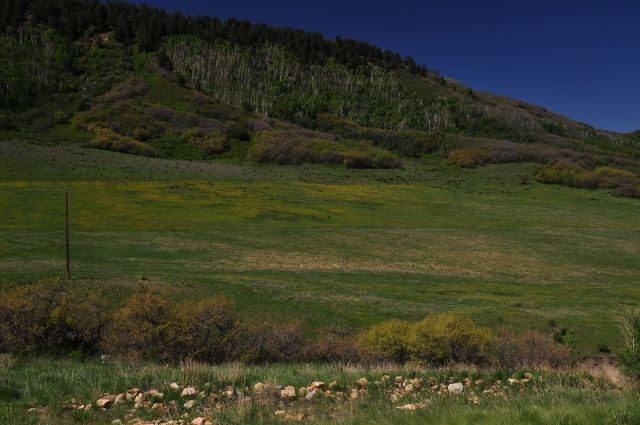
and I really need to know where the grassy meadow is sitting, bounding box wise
[1,354,639,425]
[1,138,639,356]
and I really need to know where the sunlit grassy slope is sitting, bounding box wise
[1,139,639,355]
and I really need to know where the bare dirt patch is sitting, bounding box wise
[577,356,628,387]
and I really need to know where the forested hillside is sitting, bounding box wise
[1,0,639,192]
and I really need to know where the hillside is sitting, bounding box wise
[0,0,639,196]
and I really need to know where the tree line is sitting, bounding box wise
[0,0,430,76]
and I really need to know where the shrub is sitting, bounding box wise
[494,329,571,369]
[446,148,491,167]
[106,283,174,361]
[617,184,640,198]
[0,280,108,356]
[595,167,636,180]
[305,324,363,364]
[98,77,147,103]
[407,313,495,365]
[89,128,159,157]
[249,129,402,168]
[358,319,411,363]
[619,308,640,379]
[107,284,239,363]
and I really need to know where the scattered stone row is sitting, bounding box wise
[59,373,540,423]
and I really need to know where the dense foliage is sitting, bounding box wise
[0,280,573,369]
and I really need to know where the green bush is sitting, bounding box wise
[358,319,411,363]
[407,313,495,365]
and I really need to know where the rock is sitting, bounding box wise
[395,376,403,383]
[253,382,265,392]
[305,389,315,400]
[381,375,390,381]
[357,377,369,387]
[308,381,324,390]
[170,383,180,390]
[275,410,286,416]
[463,378,471,387]
[350,388,359,399]
[447,383,464,394]
[520,378,529,384]
[410,379,422,389]
[112,420,123,425]
[97,398,114,408]
[474,379,484,386]
[181,387,197,397]
[396,404,416,410]
[280,386,296,398]
[147,389,164,398]
[151,403,163,410]
[183,400,195,409]
[134,393,145,404]
[404,384,414,392]
[524,372,533,379]
[114,394,125,405]
[507,378,519,385]
[284,413,304,421]
[191,418,205,425]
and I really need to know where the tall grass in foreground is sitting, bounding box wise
[0,354,637,424]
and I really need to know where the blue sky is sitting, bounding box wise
[139,0,639,133]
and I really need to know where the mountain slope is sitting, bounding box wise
[0,0,639,193]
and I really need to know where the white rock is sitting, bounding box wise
[170,383,180,390]
[396,403,416,410]
[183,399,195,409]
[181,387,197,397]
[448,383,464,394]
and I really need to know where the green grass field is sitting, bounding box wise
[2,138,640,356]
[0,355,638,425]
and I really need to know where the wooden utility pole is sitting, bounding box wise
[65,187,70,279]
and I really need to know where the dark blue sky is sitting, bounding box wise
[139,0,639,133]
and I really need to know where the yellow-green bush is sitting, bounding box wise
[595,167,636,180]
[89,128,159,157]
[358,319,411,363]
[533,163,640,196]
[407,313,495,365]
